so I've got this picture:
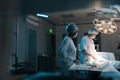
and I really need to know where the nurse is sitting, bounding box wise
[58,23,79,70]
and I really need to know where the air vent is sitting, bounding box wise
[27,15,39,22]
[61,14,74,18]
[26,18,39,26]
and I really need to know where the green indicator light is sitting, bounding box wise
[49,28,53,34]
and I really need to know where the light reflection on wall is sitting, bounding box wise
[93,1,102,8]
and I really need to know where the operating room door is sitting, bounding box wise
[28,29,36,72]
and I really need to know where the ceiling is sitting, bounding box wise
[21,0,120,25]
[43,8,96,25]
[21,0,120,13]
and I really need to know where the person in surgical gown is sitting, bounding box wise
[58,23,79,70]
[80,28,120,79]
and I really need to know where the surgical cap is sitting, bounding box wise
[88,28,99,35]
[66,23,78,34]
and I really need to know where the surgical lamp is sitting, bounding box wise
[92,6,119,34]
[93,19,117,34]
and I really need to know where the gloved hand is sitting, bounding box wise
[73,60,80,65]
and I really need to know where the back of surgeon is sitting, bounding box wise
[58,36,76,70]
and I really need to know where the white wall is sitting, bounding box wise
[9,16,56,70]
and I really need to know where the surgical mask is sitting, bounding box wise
[73,33,78,38]
[91,35,96,39]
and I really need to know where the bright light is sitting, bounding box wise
[36,13,48,18]
[93,19,117,34]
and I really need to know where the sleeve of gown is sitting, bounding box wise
[80,38,88,51]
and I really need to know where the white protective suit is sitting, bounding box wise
[80,35,120,79]
[58,36,76,69]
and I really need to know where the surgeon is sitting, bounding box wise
[80,28,99,65]
[80,28,120,79]
[58,23,79,70]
